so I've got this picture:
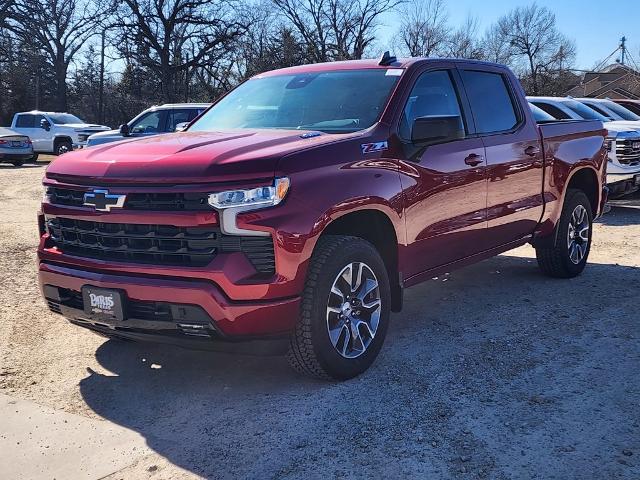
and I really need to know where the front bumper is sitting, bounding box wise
[39,261,300,341]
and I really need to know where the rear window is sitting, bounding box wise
[602,101,640,121]
[460,70,519,134]
[532,102,571,120]
[529,103,555,122]
[15,115,34,128]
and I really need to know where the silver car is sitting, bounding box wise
[0,127,34,166]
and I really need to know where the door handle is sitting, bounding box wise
[524,145,540,157]
[464,153,484,167]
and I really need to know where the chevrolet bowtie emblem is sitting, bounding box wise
[83,189,126,212]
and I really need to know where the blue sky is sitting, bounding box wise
[379,0,640,70]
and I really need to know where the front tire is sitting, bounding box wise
[11,159,24,167]
[54,139,72,156]
[287,235,391,380]
[535,189,593,278]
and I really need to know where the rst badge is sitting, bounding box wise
[83,189,126,211]
[361,141,388,154]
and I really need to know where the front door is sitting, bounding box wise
[396,68,488,279]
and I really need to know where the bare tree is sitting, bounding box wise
[114,0,247,102]
[480,22,512,65]
[10,0,108,111]
[393,0,448,57]
[496,3,576,95]
[446,15,483,60]
[272,0,400,62]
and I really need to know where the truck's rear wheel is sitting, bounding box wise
[287,235,391,380]
[54,139,72,156]
[535,189,593,278]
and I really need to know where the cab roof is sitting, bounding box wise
[255,57,508,78]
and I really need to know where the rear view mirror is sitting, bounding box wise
[40,119,51,131]
[411,115,464,146]
[175,122,190,132]
[119,124,130,136]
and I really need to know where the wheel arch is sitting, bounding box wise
[318,207,403,312]
[565,166,600,216]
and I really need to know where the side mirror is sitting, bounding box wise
[411,115,465,146]
[175,122,190,132]
[119,124,130,136]
[40,119,51,131]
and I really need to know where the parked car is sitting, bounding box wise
[10,111,110,155]
[39,58,607,380]
[86,103,210,147]
[529,96,640,198]
[612,98,640,116]
[0,127,34,166]
[577,97,640,124]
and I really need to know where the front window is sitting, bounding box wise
[562,100,608,121]
[130,111,163,134]
[601,101,640,121]
[190,69,402,134]
[48,113,84,125]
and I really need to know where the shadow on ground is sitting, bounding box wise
[77,206,640,478]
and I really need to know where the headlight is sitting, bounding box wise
[208,177,290,210]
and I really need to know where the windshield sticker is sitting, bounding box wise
[361,141,388,154]
[385,69,404,76]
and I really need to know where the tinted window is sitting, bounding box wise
[15,115,34,128]
[532,102,571,120]
[602,101,640,121]
[191,70,401,133]
[581,102,615,120]
[166,109,196,132]
[399,70,464,139]
[529,103,555,122]
[461,70,518,134]
[562,100,608,121]
[131,111,163,134]
[617,101,640,116]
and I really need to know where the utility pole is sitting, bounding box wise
[620,36,627,66]
[98,28,106,124]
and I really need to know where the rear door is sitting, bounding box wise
[165,108,200,132]
[458,67,544,246]
[396,66,488,277]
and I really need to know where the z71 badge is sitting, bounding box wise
[361,141,388,154]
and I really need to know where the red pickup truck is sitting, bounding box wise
[38,57,607,380]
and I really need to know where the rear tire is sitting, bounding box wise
[54,139,72,156]
[287,235,391,380]
[535,189,593,278]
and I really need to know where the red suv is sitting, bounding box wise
[38,57,607,379]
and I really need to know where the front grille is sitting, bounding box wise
[46,217,275,273]
[615,139,640,166]
[46,187,213,211]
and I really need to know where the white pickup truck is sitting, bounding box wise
[10,111,109,156]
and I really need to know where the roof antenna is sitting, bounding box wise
[378,51,397,66]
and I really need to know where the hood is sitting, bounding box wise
[46,129,346,185]
[61,123,111,131]
[604,121,640,132]
[86,129,122,147]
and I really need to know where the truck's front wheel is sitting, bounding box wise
[287,235,391,380]
[54,139,72,156]
[535,189,593,278]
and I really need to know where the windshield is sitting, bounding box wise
[48,113,84,125]
[190,69,402,134]
[601,101,640,121]
[562,100,608,121]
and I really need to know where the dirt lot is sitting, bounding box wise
[1,160,639,479]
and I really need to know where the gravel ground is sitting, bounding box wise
[1,160,639,479]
